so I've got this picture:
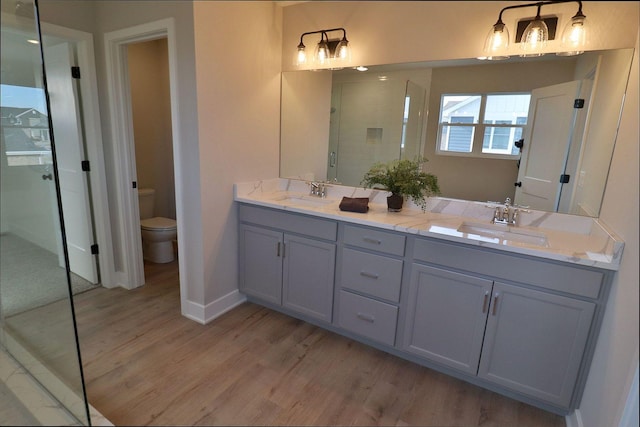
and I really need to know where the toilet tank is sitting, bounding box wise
[138,188,155,219]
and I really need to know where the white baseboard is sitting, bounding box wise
[566,409,583,427]
[181,290,247,325]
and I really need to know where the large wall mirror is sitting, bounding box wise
[280,48,634,217]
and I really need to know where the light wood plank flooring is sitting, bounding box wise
[68,260,567,426]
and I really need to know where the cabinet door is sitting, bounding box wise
[403,264,493,375]
[478,282,595,407]
[282,234,336,322]
[239,224,283,305]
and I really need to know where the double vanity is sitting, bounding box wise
[234,178,623,415]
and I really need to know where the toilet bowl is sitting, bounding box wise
[141,217,177,263]
[138,188,178,263]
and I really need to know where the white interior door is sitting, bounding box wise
[45,42,98,284]
[515,80,582,211]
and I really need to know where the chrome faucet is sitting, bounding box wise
[491,197,529,226]
[308,181,327,198]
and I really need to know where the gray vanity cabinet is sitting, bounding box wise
[335,224,406,346]
[281,234,335,322]
[478,282,595,407]
[403,264,493,375]
[239,224,283,305]
[238,204,337,323]
[407,237,602,409]
[237,202,611,414]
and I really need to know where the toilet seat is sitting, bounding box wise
[141,217,177,231]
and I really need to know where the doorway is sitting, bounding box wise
[127,38,178,269]
[104,18,184,291]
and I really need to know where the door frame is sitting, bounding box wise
[39,20,116,287]
[104,18,184,290]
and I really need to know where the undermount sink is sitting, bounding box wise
[273,194,336,207]
[457,221,549,248]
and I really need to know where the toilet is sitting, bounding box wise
[138,188,177,263]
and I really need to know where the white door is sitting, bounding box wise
[515,80,582,211]
[44,42,98,284]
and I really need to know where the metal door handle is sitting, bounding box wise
[356,312,375,323]
[482,291,490,313]
[360,271,379,279]
[363,237,382,245]
[492,293,500,316]
[42,173,53,180]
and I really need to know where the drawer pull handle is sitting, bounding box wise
[363,237,382,245]
[482,290,489,313]
[357,312,375,323]
[492,293,500,316]
[276,242,285,257]
[276,242,280,257]
[360,271,379,279]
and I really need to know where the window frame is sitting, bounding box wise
[435,92,530,160]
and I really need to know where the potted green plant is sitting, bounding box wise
[361,157,440,212]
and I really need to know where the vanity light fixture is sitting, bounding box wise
[482,0,587,60]
[295,27,351,69]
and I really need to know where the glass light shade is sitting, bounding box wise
[483,23,510,60]
[557,14,587,56]
[333,39,351,63]
[520,18,548,57]
[315,40,330,66]
[295,45,307,67]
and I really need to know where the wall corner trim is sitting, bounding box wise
[181,291,247,324]
[566,409,584,427]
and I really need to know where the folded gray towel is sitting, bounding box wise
[339,197,369,213]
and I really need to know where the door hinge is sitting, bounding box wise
[71,66,81,79]
[91,244,99,255]
[573,98,585,108]
[132,181,137,189]
[81,160,90,171]
[560,174,571,184]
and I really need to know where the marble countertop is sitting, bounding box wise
[234,178,624,271]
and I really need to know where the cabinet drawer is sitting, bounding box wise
[239,204,337,241]
[413,238,603,299]
[341,248,403,302]
[338,290,398,346]
[343,224,406,256]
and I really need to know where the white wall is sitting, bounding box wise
[282,1,638,71]
[193,2,282,306]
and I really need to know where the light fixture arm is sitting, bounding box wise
[494,0,585,25]
[298,27,348,49]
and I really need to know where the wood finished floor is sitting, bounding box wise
[72,260,566,426]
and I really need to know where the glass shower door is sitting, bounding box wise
[0,0,90,425]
